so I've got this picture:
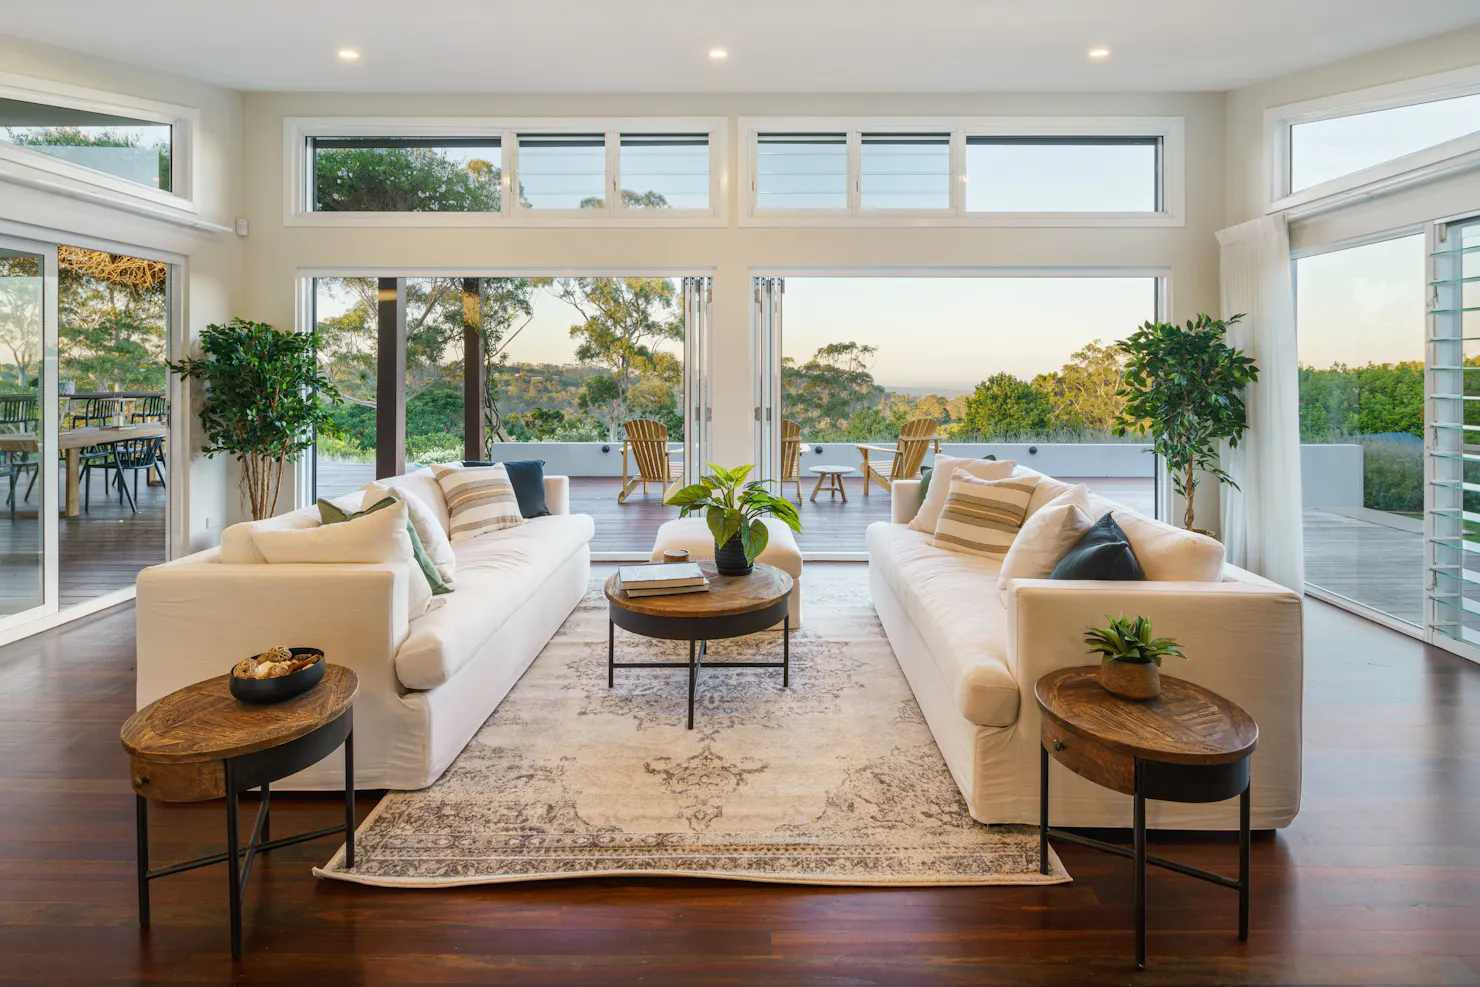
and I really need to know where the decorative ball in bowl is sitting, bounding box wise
[228,647,326,704]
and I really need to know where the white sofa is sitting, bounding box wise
[868,467,1303,830]
[135,470,593,791]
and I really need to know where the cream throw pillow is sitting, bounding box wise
[1115,511,1226,582]
[931,470,1040,561]
[430,463,524,543]
[253,499,432,619]
[909,455,1018,533]
[997,484,1093,589]
[364,480,455,583]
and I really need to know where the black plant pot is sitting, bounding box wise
[714,535,754,576]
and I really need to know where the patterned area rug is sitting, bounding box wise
[316,565,1068,887]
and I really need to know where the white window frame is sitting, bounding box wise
[738,116,1184,228]
[0,71,197,215]
[1266,64,1480,218]
[285,116,728,228]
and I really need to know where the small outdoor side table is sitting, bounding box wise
[121,665,359,961]
[808,465,856,501]
[1035,666,1258,970]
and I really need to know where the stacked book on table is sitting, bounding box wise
[618,562,710,598]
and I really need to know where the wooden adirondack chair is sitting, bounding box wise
[856,417,941,495]
[780,419,804,503]
[619,419,685,504]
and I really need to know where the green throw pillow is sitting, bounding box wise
[918,466,933,502]
[317,496,452,596]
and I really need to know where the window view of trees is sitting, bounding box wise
[314,276,685,468]
[1296,235,1427,517]
[2,124,171,191]
[782,338,1139,442]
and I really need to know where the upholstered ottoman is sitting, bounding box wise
[649,517,803,628]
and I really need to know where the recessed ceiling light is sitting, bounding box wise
[1088,47,1110,59]
[338,49,360,61]
[709,48,728,60]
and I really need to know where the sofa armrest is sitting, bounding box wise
[135,557,411,711]
[543,475,570,515]
[892,478,923,525]
[1006,577,1302,692]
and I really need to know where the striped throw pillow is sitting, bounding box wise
[430,463,524,543]
[931,469,1041,561]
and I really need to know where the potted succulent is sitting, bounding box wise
[666,463,801,576]
[1083,614,1187,700]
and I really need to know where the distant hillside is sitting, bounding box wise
[878,383,973,399]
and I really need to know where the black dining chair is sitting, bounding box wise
[83,437,165,514]
[130,395,168,423]
[67,397,129,509]
[0,396,40,521]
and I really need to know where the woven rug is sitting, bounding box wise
[316,565,1069,887]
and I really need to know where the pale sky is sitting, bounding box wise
[1295,233,1425,369]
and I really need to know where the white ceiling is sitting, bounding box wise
[7,0,1480,94]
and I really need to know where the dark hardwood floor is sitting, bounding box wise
[1,574,1477,985]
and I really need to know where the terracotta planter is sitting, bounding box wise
[1100,657,1161,700]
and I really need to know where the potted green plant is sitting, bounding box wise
[1083,614,1187,700]
[169,318,342,520]
[1112,313,1259,535]
[666,464,802,575]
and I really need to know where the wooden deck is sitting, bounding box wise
[1302,507,1423,624]
[0,470,165,614]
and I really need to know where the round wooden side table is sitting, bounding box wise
[605,561,792,729]
[1034,666,1258,970]
[121,665,359,961]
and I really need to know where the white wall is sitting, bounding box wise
[235,90,1228,519]
[0,34,243,552]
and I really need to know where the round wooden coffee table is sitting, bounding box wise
[1034,666,1258,970]
[604,561,793,729]
[122,665,359,961]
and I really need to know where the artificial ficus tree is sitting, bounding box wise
[1112,313,1259,534]
[169,318,342,520]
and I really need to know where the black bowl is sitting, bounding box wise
[229,648,326,704]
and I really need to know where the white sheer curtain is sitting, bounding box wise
[1216,215,1304,592]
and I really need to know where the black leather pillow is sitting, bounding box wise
[461,459,549,518]
[1049,512,1145,581]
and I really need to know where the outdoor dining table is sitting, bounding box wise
[0,423,168,518]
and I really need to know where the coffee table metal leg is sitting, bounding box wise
[1134,760,1147,970]
[608,619,615,688]
[783,613,790,687]
[1239,781,1251,941]
[687,639,696,729]
[225,761,242,961]
[135,795,150,927]
[344,727,356,869]
[1039,744,1049,875]
[260,780,270,843]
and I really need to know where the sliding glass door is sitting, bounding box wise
[0,236,57,628]
[312,273,710,556]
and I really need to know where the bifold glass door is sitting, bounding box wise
[681,276,712,485]
[0,237,58,627]
[1427,215,1480,654]
[752,276,784,479]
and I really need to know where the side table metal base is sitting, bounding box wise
[136,715,356,960]
[1039,744,1251,969]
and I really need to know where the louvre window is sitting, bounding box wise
[755,133,848,211]
[618,134,709,211]
[859,133,950,210]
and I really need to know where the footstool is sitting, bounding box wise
[649,517,803,628]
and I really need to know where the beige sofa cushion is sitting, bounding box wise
[365,479,456,583]
[394,513,595,690]
[1112,509,1226,582]
[866,522,1020,727]
[997,484,1093,588]
[373,467,452,533]
[909,455,1017,534]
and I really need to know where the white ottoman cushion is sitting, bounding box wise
[650,517,804,628]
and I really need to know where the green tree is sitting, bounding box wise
[782,342,884,440]
[313,147,506,212]
[553,277,684,441]
[1045,340,1129,433]
[957,372,1055,439]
